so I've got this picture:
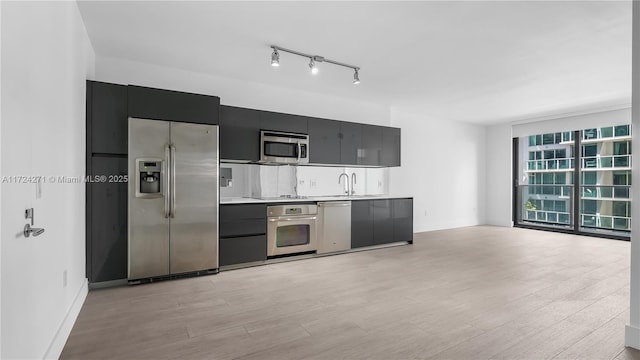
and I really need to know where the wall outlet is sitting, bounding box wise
[424,210,427,217]
[63,270,67,288]
[299,180,305,186]
[311,180,317,188]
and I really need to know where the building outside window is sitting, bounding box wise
[517,124,631,237]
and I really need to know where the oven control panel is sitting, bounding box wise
[285,207,302,215]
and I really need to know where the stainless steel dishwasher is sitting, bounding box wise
[317,201,351,254]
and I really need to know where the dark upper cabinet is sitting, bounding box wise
[128,85,220,125]
[308,118,341,165]
[219,105,261,161]
[359,125,383,166]
[351,200,374,248]
[381,127,401,167]
[372,200,394,245]
[340,122,362,166]
[260,111,308,134]
[88,81,128,155]
[393,198,413,242]
[89,156,128,282]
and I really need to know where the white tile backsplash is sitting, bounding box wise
[220,163,389,198]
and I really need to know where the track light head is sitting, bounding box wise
[353,69,360,84]
[309,59,318,75]
[271,48,280,67]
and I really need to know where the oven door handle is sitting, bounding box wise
[269,216,317,222]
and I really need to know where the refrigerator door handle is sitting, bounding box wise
[164,144,171,218]
[170,144,176,218]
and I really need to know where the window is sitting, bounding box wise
[517,124,631,237]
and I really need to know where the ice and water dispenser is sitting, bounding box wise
[135,159,163,198]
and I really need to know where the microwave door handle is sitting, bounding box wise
[297,143,301,162]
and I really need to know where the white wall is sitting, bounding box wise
[389,108,486,232]
[95,56,391,127]
[485,123,513,227]
[1,2,94,359]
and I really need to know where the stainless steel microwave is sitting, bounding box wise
[260,130,309,164]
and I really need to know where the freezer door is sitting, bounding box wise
[128,118,171,279]
[169,122,219,273]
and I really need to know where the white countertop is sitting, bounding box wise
[220,195,413,204]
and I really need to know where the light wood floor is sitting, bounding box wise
[62,226,640,360]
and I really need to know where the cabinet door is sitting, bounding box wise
[128,85,220,125]
[219,106,261,161]
[351,200,373,248]
[89,156,128,282]
[372,199,394,245]
[260,111,308,134]
[220,204,267,237]
[219,235,267,266]
[381,127,401,167]
[393,198,413,242]
[89,81,128,155]
[340,122,362,166]
[308,118,341,164]
[359,124,383,166]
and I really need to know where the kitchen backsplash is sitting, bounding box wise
[220,163,388,198]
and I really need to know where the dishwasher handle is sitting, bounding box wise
[318,202,351,207]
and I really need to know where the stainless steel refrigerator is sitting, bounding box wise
[128,117,219,281]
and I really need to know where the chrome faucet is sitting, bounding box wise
[338,173,350,196]
[350,173,356,196]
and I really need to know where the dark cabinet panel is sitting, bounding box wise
[89,81,128,155]
[219,235,267,266]
[381,127,401,167]
[89,156,128,282]
[351,200,373,248]
[372,200,394,245]
[219,106,261,161]
[393,198,413,242]
[309,118,341,164]
[220,204,266,222]
[260,111,308,134]
[220,219,266,238]
[359,125,383,166]
[128,85,220,125]
[340,122,362,166]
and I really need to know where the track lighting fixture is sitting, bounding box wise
[271,48,280,67]
[270,45,360,84]
[309,58,318,74]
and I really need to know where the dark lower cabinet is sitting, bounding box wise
[393,198,413,242]
[373,200,394,245]
[88,81,128,155]
[351,198,413,249]
[88,156,128,282]
[219,105,261,161]
[351,200,374,248]
[219,235,267,266]
[219,204,267,267]
[128,85,220,125]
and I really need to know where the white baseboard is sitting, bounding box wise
[43,278,88,360]
[625,324,640,350]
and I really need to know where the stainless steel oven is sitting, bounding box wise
[260,130,309,164]
[267,204,317,256]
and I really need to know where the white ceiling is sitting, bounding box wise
[76,1,632,125]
